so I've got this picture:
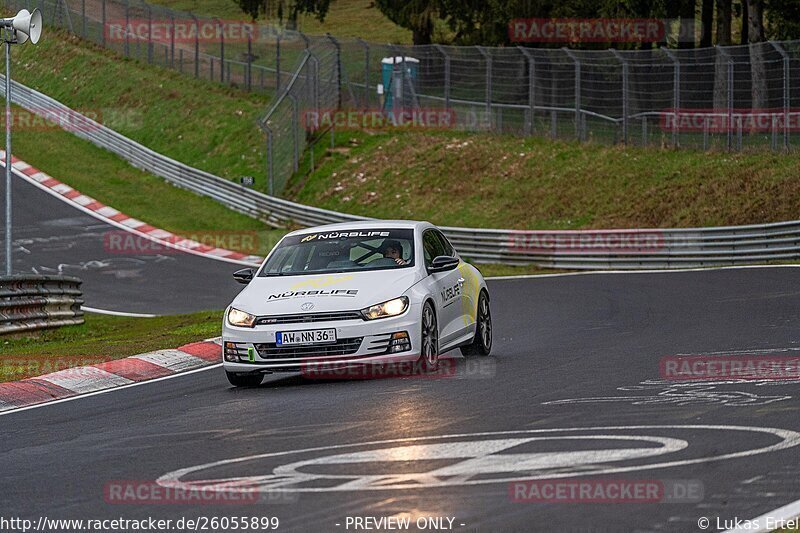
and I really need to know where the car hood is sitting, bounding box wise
[231,269,422,316]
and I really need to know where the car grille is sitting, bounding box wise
[255,311,362,326]
[254,337,364,360]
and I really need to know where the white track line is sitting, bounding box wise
[485,263,800,281]
[0,363,222,417]
[81,306,159,318]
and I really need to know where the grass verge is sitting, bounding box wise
[288,129,800,230]
[11,29,269,185]
[0,311,222,382]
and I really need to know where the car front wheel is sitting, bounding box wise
[419,301,439,371]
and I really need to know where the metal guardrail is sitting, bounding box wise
[0,276,85,334]
[3,78,800,270]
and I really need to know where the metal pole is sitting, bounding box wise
[101,0,106,47]
[275,33,281,93]
[123,0,129,57]
[218,18,224,83]
[563,48,582,141]
[5,41,11,275]
[357,38,369,109]
[770,41,790,150]
[81,0,85,38]
[265,126,273,196]
[518,46,535,136]
[147,6,152,64]
[477,46,492,123]
[610,49,628,145]
[326,33,341,109]
[246,33,252,91]
[716,46,733,151]
[192,13,199,78]
[662,47,680,148]
[169,13,175,68]
[435,44,450,112]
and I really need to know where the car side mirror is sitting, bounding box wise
[233,268,255,284]
[429,255,459,273]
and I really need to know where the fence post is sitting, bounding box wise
[218,18,225,83]
[191,13,199,79]
[81,0,85,38]
[262,124,274,196]
[770,41,790,151]
[662,47,680,148]
[146,6,152,64]
[434,44,450,112]
[518,46,535,136]
[610,49,628,145]
[716,46,734,151]
[356,38,370,109]
[123,0,129,57]
[563,48,582,141]
[326,33,342,109]
[247,33,252,91]
[275,33,281,93]
[477,46,492,124]
[169,12,175,68]
[290,95,299,173]
[101,0,106,47]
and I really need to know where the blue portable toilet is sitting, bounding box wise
[381,56,419,112]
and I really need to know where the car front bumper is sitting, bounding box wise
[222,306,422,373]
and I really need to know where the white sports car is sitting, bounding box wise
[222,220,492,387]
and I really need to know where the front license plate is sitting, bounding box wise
[276,329,337,346]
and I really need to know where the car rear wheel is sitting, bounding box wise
[419,302,439,371]
[461,290,492,357]
[225,370,263,387]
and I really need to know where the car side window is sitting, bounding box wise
[423,229,447,270]
[434,230,456,258]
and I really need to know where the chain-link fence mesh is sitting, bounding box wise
[5,0,800,196]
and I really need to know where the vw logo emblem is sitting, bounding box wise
[300,302,315,311]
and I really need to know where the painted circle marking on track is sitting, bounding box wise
[156,425,800,493]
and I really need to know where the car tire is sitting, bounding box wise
[461,290,492,357]
[419,301,439,371]
[225,370,263,387]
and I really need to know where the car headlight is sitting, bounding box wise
[361,296,409,320]
[227,307,256,328]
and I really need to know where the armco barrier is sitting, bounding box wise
[0,276,85,334]
[2,78,800,270]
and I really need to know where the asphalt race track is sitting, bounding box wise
[2,266,800,532]
[0,175,247,314]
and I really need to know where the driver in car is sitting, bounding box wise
[381,239,408,265]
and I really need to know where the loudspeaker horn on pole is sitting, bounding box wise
[5,8,42,44]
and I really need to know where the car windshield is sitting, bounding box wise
[259,229,415,277]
